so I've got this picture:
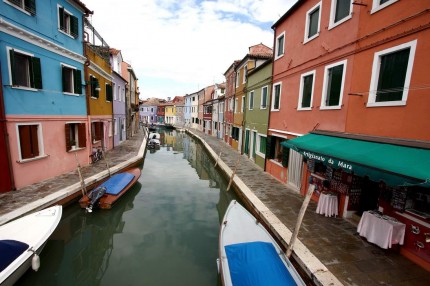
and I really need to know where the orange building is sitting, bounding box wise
[270,0,430,270]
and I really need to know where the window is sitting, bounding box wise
[321,60,347,109]
[275,32,285,60]
[106,83,113,102]
[241,96,245,113]
[113,83,117,100]
[371,0,398,14]
[58,6,79,38]
[65,123,86,151]
[8,48,42,89]
[266,136,287,166]
[234,98,238,113]
[367,40,416,107]
[62,64,82,94]
[17,123,42,160]
[89,75,100,98]
[91,122,103,143]
[114,118,118,135]
[272,83,281,111]
[261,86,268,109]
[329,0,352,29]
[243,66,247,84]
[6,0,36,15]
[236,71,240,88]
[304,2,321,43]
[249,91,254,110]
[298,70,315,110]
[256,134,266,158]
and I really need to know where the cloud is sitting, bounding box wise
[84,0,296,99]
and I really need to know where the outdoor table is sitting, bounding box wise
[316,192,338,217]
[357,211,406,249]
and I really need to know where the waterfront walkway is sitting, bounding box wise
[0,127,428,285]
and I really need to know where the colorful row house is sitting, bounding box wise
[0,0,140,192]
[268,0,430,270]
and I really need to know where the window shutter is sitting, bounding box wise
[95,79,100,98]
[95,123,102,141]
[24,0,36,15]
[70,16,79,38]
[265,135,273,159]
[326,65,342,106]
[19,125,32,159]
[9,49,17,85]
[62,66,67,92]
[65,124,71,151]
[106,84,113,101]
[78,123,86,147]
[30,125,39,157]
[59,7,64,30]
[74,69,82,94]
[31,57,43,89]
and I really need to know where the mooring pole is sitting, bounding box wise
[74,153,87,196]
[227,156,241,191]
[286,184,315,258]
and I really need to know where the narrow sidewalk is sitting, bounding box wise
[187,128,429,286]
[0,128,147,225]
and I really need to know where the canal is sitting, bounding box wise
[18,129,238,286]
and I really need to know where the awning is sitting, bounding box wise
[281,133,430,186]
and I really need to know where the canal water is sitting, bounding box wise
[18,129,238,286]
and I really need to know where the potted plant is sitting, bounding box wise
[70,139,77,150]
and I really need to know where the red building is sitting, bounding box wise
[223,61,239,145]
[270,0,430,270]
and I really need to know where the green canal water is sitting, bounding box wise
[18,130,238,286]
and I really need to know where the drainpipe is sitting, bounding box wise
[0,60,15,191]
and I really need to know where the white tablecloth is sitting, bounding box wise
[357,211,406,249]
[316,193,338,217]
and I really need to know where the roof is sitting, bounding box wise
[237,43,273,68]
[72,0,93,15]
[109,48,121,55]
[223,60,241,75]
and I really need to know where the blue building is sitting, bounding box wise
[184,93,192,127]
[0,0,92,190]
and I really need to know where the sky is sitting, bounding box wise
[83,0,297,100]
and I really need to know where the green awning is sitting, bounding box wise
[281,134,430,187]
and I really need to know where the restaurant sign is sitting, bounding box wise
[302,151,353,172]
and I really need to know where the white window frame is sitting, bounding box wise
[5,0,33,16]
[320,60,347,110]
[275,31,285,60]
[6,46,37,91]
[241,96,245,113]
[234,98,238,113]
[271,82,282,111]
[114,118,118,135]
[304,1,322,44]
[248,90,254,110]
[16,122,45,162]
[329,0,353,30]
[255,133,267,158]
[260,85,268,109]
[367,40,416,107]
[235,71,240,88]
[298,70,316,111]
[61,63,79,95]
[371,0,399,14]
[57,5,74,39]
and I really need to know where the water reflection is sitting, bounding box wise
[17,129,237,286]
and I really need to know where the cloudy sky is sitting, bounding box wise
[84,0,296,100]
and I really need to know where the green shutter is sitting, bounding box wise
[59,7,64,30]
[62,66,67,92]
[31,57,42,89]
[74,69,82,94]
[70,16,79,38]
[9,49,17,85]
[266,135,276,159]
[24,0,36,15]
[376,48,410,102]
[65,124,71,151]
[244,130,250,154]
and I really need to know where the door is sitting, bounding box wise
[244,129,250,155]
[287,149,303,192]
[251,131,257,159]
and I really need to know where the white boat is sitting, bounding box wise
[0,206,62,286]
[218,200,305,286]
[148,132,160,140]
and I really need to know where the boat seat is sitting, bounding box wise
[0,240,29,272]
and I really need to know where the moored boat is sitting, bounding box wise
[79,168,141,212]
[218,200,305,286]
[0,206,62,286]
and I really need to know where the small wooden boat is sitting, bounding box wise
[218,200,305,286]
[149,132,160,140]
[0,206,62,286]
[79,168,141,212]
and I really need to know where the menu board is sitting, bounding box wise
[348,188,362,210]
[391,187,407,211]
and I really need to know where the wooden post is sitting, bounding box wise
[227,156,241,191]
[74,153,87,196]
[286,184,315,258]
[214,151,222,167]
[102,149,111,177]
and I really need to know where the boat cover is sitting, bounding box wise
[0,240,29,272]
[100,173,135,195]
[225,241,297,286]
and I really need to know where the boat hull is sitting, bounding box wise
[79,168,141,210]
[218,200,305,286]
[0,206,62,285]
